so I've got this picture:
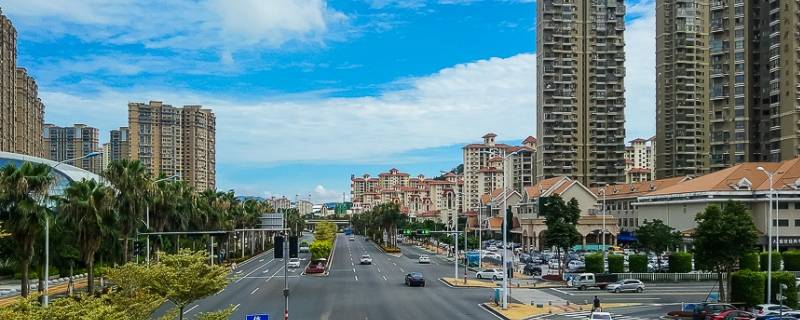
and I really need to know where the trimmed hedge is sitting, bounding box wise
[629,254,648,273]
[783,250,800,271]
[668,252,693,273]
[585,253,604,273]
[608,254,625,273]
[731,270,766,307]
[760,252,783,271]
[740,252,760,271]
[770,271,799,308]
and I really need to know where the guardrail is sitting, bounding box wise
[612,272,723,282]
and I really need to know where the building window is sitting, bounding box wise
[795,219,800,227]
[773,202,790,210]
[773,219,789,227]
[795,203,800,210]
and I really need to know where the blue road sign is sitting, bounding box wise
[246,314,269,320]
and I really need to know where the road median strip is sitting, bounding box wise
[480,302,642,320]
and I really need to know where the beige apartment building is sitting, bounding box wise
[536,0,627,187]
[109,127,130,162]
[624,137,656,182]
[350,168,464,223]
[0,11,45,158]
[128,101,216,190]
[44,124,102,174]
[655,0,710,179]
[462,133,536,212]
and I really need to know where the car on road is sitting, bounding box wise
[305,258,327,274]
[360,254,372,265]
[299,242,310,253]
[755,304,793,316]
[571,273,618,291]
[418,255,431,264]
[487,245,498,252]
[287,258,301,268]
[349,236,355,241]
[588,311,613,320]
[476,268,504,280]
[405,272,425,287]
[567,260,585,272]
[605,279,644,293]
[708,310,755,320]
[755,316,796,320]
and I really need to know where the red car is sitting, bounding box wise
[305,260,326,274]
[708,309,755,320]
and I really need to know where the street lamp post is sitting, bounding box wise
[44,151,102,307]
[145,174,179,264]
[757,166,774,304]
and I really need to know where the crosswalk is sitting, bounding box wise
[552,311,648,320]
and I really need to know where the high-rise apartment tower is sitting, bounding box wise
[536,0,627,187]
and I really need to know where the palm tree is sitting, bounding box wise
[0,162,54,297]
[59,179,116,294]
[103,159,149,263]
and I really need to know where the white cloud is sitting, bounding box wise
[41,53,537,166]
[314,185,344,202]
[2,0,348,51]
[623,0,656,140]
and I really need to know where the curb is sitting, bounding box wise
[479,303,509,320]
[439,277,499,289]
[322,235,339,277]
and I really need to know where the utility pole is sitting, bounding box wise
[283,213,290,320]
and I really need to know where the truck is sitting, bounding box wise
[570,273,618,291]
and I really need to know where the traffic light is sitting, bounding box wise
[289,236,298,258]
[274,235,284,259]
[415,229,430,236]
[133,241,140,256]
[403,229,412,235]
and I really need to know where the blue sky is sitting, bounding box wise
[3,0,656,202]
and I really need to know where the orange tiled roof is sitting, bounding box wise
[522,136,537,144]
[487,217,503,230]
[525,176,571,198]
[463,143,514,149]
[646,158,800,196]
[592,176,689,199]
[482,133,497,138]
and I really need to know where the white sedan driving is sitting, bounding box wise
[287,258,301,268]
[475,268,504,280]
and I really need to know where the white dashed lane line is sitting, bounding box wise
[250,287,260,295]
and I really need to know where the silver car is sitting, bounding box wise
[606,279,644,293]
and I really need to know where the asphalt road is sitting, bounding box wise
[547,281,719,305]
[167,233,496,320]
[538,304,677,320]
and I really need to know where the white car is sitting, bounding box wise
[588,312,612,320]
[605,279,645,293]
[567,260,585,271]
[287,258,301,268]
[360,254,372,265]
[755,304,793,316]
[487,245,498,252]
[476,268,504,280]
[548,259,561,269]
[418,255,431,264]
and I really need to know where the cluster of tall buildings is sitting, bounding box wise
[0,10,216,190]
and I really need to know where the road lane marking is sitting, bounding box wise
[258,259,264,262]
[217,288,224,295]
[183,305,198,315]
[355,275,358,281]
[550,288,572,296]
[233,304,240,311]
[377,267,381,273]
[382,275,387,281]
[250,287,260,295]
[399,268,404,273]
[236,258,274,283]
[265,266,285,283]
[353,268,356,273]
[262,269,270,274]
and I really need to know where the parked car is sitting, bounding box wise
[666,303,736,319]
[405,272,425,287]
[523,264,542,276]
[571,273,618,291]
[568,260,585,272]
[548,259,561,269]
[476,268,504,280]
[418,255,431,264]
[605,279,644,293]
[287,258,301,268]
[755,304,793,316]
[305,259,326,274]
[349,236,355,241]
[755,316,796,320]
[360,254,372,265]
[708,310,755,320]
[487,245,498,252]
[299,243,310,253]
[588,311,613,320]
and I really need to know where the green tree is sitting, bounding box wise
[59,179,117,294]
[541,195,581,274]
[635,219,682,267]
[693,201,758,302]
[103,159,150,263]
[0,162,54,297]
[148,250,229,320]
[309,240,332,259]
[282,208,305,236]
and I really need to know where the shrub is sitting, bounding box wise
[668,252,693,273]
[731,270,765,307]
[770,271,798,308]
[740,252,759,271]
[783,250,800,271]
[585,253,604,273]
[608,254,624,273]
[760,251,782,271]
[309,240,333,259]
[629,254,648,273]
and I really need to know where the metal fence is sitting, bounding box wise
[612,272,724,282]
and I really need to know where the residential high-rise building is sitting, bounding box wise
[128,101,216,190]
[655,0,710,179]
[624,137,656,183]
[0,11,45,158]
[14,68,44,158]
[0,10,16,154]
[462,133,537,211]
[109,127,130,162]
[44,124,102,173]
[536,0,627,187]
[101,143,110,170]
